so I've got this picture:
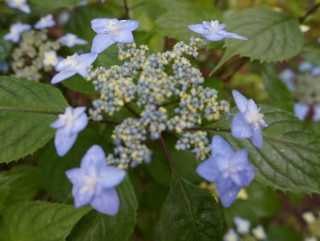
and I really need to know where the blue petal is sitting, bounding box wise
[51,70,76,84]
[70,113,88,134]
[50,118,65,129]
[65,168,85,186]
[72,184,95,207]
[99,166,126,189]
[203,33,225,41]
[112,31,134,43]
[231,113,252,138]
[187,24,208,35]
[251,126,263,148]
[91,188,120,215]
[91,34,115,53]
[210,135,234,157]
[118,20,139,31]
[73,106,87,118]
[216,178,241,207]
[91,18,120,33]
[54,129,78,156]
[78,52,98,67]
[215,155,229,172]
[294,103,309,120]
[230,149,248,170]
[232,90,248,113]
[81,145,106,170]
[196,157,219,182]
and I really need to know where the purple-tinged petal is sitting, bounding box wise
[196,157,219,182]
[242,165,255,186]
[221,31,247,40]
[99,166,126,188]
[294,103,309,120]
[232,90,248,113]
[72,184,95,207]
[51,70,76,84]
[91,34,115,53]
[187,24,209,35]
[91,188,120,215]
[111,31,134,43]
[77,52,98,67]
[50,118,65,129]
[251,126,263,148]
[81,145,106,170]
[91,18,120,33]
[218,23,226,30]
[210,135,234,157]
[216,178,241,207]
[71,113,88,134]
[54,129,78,156]
[118,20,139,31]
[231,113,252,138]
[215,155,229,172]
[231,149,248,169]
[73,106,87,118]
[203,33,225,41]
[65,168,85,186]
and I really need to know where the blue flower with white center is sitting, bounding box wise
[59,33,88,47]
[3,22,31,43]
[197,135,255,207]
[234,217,250,234]
[34,14,55,29]
[51,52,97,84]
[231,90,268,149]
[66,145,126,215]
[223,229,239,241]
[6,0,30,14]
[91,18,139,53]
[188,20,247,41]
[50,106,88,156]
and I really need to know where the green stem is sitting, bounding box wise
[299,2,320,23]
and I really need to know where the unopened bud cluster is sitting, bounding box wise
[89,38,230,167]
[296,74,320,105]
[10,29,60,81]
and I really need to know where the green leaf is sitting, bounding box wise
[0,76,68,163]
[0,201,90,241]
[62,74,98,94]
[262,67,294,112]
[212,8,303,73]
[206,105,320,194]
[0,173,17,213]
[301,44,320,66]
[66,176,138,241]
[38,124,113,201]
[29,0,81,9]
[0,38,11,63]
[96,44,122,68]
[159,174,223,241]
[266,225,303,241]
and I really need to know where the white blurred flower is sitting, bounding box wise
[300,24,310,33]
[59,33,87,47]
[234,217,250,234]
[302,212,316,224]
[3,22,31,43]
[252,225,267,240]
[6,0,30,14]
[223,229,239,241]
[34,14,55,29]
[294,103,309,120]
[43,51,58,66]
[279,68,295,92]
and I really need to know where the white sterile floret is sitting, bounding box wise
[43,51,58,66]
[51,52,98,84]
[234,217,250,234]
[223,229,238,241]
[304,237,318,241]
[252,225,267,240]
[3,22,31,43]
[59,33,88,47]
[294,103,309,120]
[188,20,247,42]
[6,0,30,13]
[34,14,55,29]
[302,212,316,224]
[91,18,139,53]
[279,68,295,92]
[232,90,268,148]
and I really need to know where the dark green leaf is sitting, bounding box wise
[267,225,303,241]
[301,44,320,66]
[66,176,138,241]
[62,74,98,94]
[0,201,90,241]
[0,76,68,163]
[29,0,82,9]
[159,174,223,241]
[212,8,303,73]
[96,44,122,68]
[0,38,11,63]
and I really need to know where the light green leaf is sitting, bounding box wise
[159,174,223,241]
[66,176,138,241]
[262,66,294,112]
[29,0,81,9]
[206,105,320,194]
[0,201,90,241]
[62,74,98,94]
[38,124,113,201]
[301,44,320,66]
[212,8,303,73]
[96,44,122,68]
[0,76,68,163]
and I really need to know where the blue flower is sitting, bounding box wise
[231,90,268,148]
[51,52,97,84]
[299,61,314,72]
[34,14,55,29]
[91,18,139,53]
[59,33,88,47]
[188,20,247,41]
[294,103,309,120]
[278,68,295,92]
[66,145,126,215]
[197,135,255,207]
[50,106,88,156]
[3,22,31,43]
[6,0,30,14]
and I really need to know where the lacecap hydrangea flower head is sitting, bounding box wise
[91,18,139,53]
[188,20,247,41]
[232,90,268,148]
[197,135,255,207]
[66,145,126,215]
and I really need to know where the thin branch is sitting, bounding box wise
[124,102,140,118]
[103,1,123,9]
[299,2,320,23]
[90,119,121,125]
[123,0,130,19]
[129,1,146,10]
[159,134,175,171]
[159,98,180,108]
[222,59,248,83]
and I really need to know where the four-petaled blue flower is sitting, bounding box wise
[34,14,55,29]
[59,33,88,47]
[197,135,255,207]
[51,52,97,84]
[6,0,30,14]
[91,18,139,53]
[188,20,247,41]
[50,106,88,156]
[3,22,31,43]
[66,145,126,215]
[232,90,268,148]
